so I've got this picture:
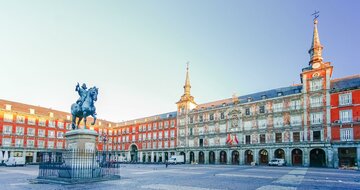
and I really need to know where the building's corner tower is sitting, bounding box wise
[176,64,197,154]
[300,16,333,167]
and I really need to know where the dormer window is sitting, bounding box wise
[66,115,71,120]
[247,97,252,102]
[49,112,54,118]
[261,95,267,100]
[30,109,35,114]
[5,104,12,111]
[277,92,283,96]
[222,103,226,107]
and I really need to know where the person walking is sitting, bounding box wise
[165,160,168,168]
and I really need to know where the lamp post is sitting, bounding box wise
[101,133,108,165]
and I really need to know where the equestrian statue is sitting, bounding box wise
[71,82,98,130]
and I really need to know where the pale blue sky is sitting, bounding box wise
[0,1,359,122]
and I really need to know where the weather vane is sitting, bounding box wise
[312,10,320,20]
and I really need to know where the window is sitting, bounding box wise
[313,131,321,142]
[66,123,72,130]
[139,125,143,132]
[57,131,64,138]
[158,141,162,148]
[15,139,23,147]
[57,122,64,129]
[310,96,323,108]
[48,120,55,128]
[199,115,203,122]
[275,133,282,143]
[170,130,175,138]
[147,133,151,140]
[310,78,323,91]
[164,121,169,128]
[48,141,54,149]
[260,134,266,144]
[153,142,157,149]
[310,112,323,124]
[143,125,146,131]
[3,113,13,122]
[28,117,36,125]
[57,142,63,149]
[220,112,225,120]
[142,133,146,140]
[290,115,302,126]
[340,110,352,123]
[245,108,250,116]
[170,140,175,148]
[273,117,283,128]
[38,129,45,137]
[293,132,300,142]
[2,138,11,147]
[244,121,252,130]
[199,127,204,135]
[48,130,55,138]
[189,128,193,136]
[273,103,283,112]
[27,140,35,148]
[159,122,163,129]
[339,93,352,106]
[245,135,251,144]
[38,140,45,148]
[258,119,267,129]
[3,125,12,134]
[153,123,157,130]
[277,92,283,96]
[164,131,169,138]
[290,100,301,110]
[259,106,265,114]
[153,132,157,140]
[220,124,226,133]
[158,132,162,139]
[340,128,353,141]
[132,135,136,141]
[39,119,46,127]
[16,126,24,135]
[27,128,35,136]
[171,120,175,127]
[147,124,151,131]
[210,114,214,121]
[16,115,25,123]
[190,117,194,123]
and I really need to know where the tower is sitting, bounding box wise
[176,63,197,150]
[300,16,333,154]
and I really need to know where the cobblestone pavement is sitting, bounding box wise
[0,164,360,190]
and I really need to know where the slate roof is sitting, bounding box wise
[330,75,360,92]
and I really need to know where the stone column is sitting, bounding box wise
[333,148,339,168]
[194,151,199,164]
[303,148,309,167]
[215,150,220,164]
[239,149,244,165]
[151,151,154,162]
[185,152,190,164]
[227,149,232,165]
[286,148,291,166]
[204,151,209,164]
[32,151,37,163]
[162,152,165,163]
[254,149,259,165]
[327,148,334,168]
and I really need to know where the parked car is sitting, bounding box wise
[268,158,286,166]
[5,157,26,167]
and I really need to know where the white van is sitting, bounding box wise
[5,157,26,166]
[268,158,286,166]
[168,155,185,165]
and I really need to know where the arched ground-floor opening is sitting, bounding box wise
[274,148,285,159]
[245,150,253,165]
[220,151,227,164]
[130,144,138,162]
[180,152,186,163]
[147,154,151,162]
[232,150,239,165]
[190,151,195,163]
[165,152,169,161]
[199,151,205,164]
[209,151,215,164]
[259,149,269,165]
[292,148,303,166]
[310,148,326,167]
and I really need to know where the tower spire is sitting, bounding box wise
[184,62,191,95]
[308,12,323,65]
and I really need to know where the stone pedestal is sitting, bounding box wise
[60,129,99,178]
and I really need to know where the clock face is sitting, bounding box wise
[312,63,321,69]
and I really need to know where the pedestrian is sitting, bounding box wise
[165,160,168,168]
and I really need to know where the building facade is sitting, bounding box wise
[0,18,359,168]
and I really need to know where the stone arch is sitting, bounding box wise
[220,150,227,164]
[209,151,215,164]
[259,149,269,165]
[292,148,303,166]
[232,150,239,165]
[310,148,326,167]
[244,150,253,165]
[199,151,205,164]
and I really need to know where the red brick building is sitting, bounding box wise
[330,75,360,168]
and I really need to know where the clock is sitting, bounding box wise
[312,63,321,69]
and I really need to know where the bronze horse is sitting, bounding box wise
[71,87,98,129]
